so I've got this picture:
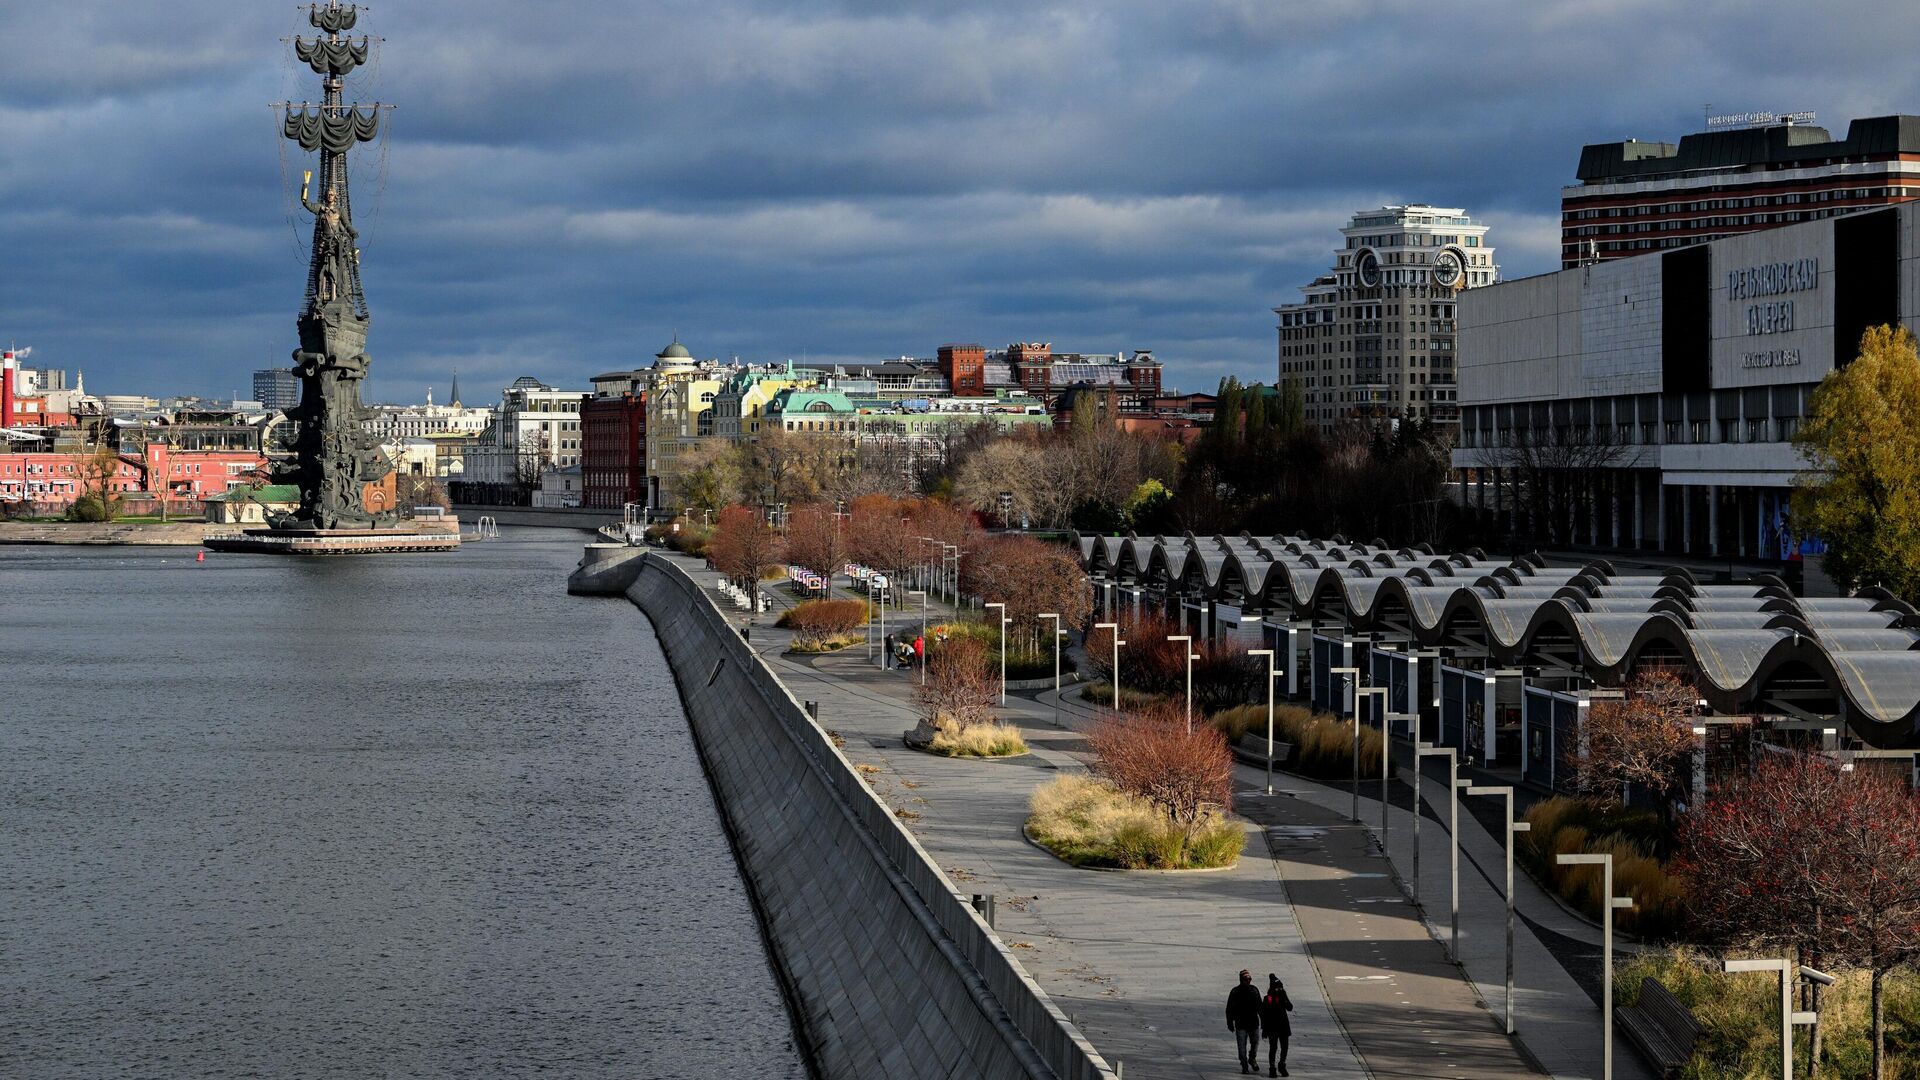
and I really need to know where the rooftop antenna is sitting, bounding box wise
[1703,102,1711,130]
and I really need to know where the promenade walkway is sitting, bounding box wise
[653,552,1639,1078]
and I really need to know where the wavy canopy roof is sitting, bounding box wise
[1078,531,1920,748]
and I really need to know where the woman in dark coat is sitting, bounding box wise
[1260,974,1294,1076]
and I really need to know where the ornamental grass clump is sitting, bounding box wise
[1520,796,1685,939]
[927,720,1026,758]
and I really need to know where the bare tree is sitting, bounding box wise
[709,504,786,608]
[1572,668,1700,807]
[916,634,1000,730]
[785,502,849,598]
[1474,424,1628,548]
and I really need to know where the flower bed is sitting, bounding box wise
[1025,774,1242,870]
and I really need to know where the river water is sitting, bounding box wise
[0,531,807,1078]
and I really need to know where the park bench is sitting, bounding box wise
[1231,734,1295,769]
[1618,977,1701,1078]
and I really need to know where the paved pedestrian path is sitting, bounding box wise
[657,553,1640,1078]
[1037,685,1652,1080]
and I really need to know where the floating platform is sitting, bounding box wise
[202,527,461,556]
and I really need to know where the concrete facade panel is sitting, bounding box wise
[1709,224,1837,388]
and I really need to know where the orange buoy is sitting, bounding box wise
[196,550,206,562]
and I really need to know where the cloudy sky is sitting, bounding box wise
[4,1,1918,403]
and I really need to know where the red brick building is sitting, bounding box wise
[0,445,267,513]
[1562,114,1920,267]
[938,343,986,397]
[581,372,648,510]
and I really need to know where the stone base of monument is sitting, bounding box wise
[202,527,461,556]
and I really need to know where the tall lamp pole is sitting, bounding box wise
[1414,742,1460,956]
[1168,635,1196,732]
[1559,851,1634,1080]
[1330,666,1362,822]
[1465,784,1531,1035]
[1355,686,1391,846]
[1248,649,1279,795]
[1038,613,1062,692]
[1094,622,1123,711]
[984,602,1008,704]
[1722,958,1830,1080]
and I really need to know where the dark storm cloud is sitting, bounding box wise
[4,0,1918,401]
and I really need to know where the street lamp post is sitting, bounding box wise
[909,589,927,685]
[1095,622,1123,711]
[1330,666,1362,822]
[1354,686,1392,847]
[1559,852,1636,1080]
[1248,649,1279,796]
[1038,613,1062,692]
[1414,743,1460,957]
[984,602,1008,704]
[1722,958,1830,1080]
[1464,784,1532,1035]
[1168,635,1196,732]
[876,578,888,670]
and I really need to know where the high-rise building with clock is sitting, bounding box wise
[1275,204,1496,431]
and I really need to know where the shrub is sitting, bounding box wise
[655,522,713,557]
[938,621,1056,681]
[927,719,1026,758]
[1082,611,1261,714]
[777,599,870,645]
[1026,774,1243,870]
[67,494,116,522]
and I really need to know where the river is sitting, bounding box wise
[0,530,808,1078]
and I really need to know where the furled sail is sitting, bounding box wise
[309,5,358,34]
[294,37,369,77]
[282,106,381,153]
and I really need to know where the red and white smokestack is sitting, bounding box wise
[1,350,16,429]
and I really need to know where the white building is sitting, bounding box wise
[465,377,588,487]
[1452,201,1919,568]
[1276,204,1497,430]
[363,393,494,441]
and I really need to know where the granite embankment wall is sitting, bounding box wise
[0,522,226,545]
[450,505,603,531]
[623,553,1115,1080]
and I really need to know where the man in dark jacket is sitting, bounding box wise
[1224,969,1263,1073]
[1260,974,1294,1076]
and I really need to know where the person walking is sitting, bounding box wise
[1260,974,1293,1076]
[1224,969,1263,1074]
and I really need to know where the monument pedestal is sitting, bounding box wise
[203,527,460,556]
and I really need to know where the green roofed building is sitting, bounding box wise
[204,484,301,524]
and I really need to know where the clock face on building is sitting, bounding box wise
[1356,249,1381,288]
[1433,249,1465,287]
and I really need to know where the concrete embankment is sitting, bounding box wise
[450,505,604,531]
[0,521,226,546]
[612,552,1115,1080]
